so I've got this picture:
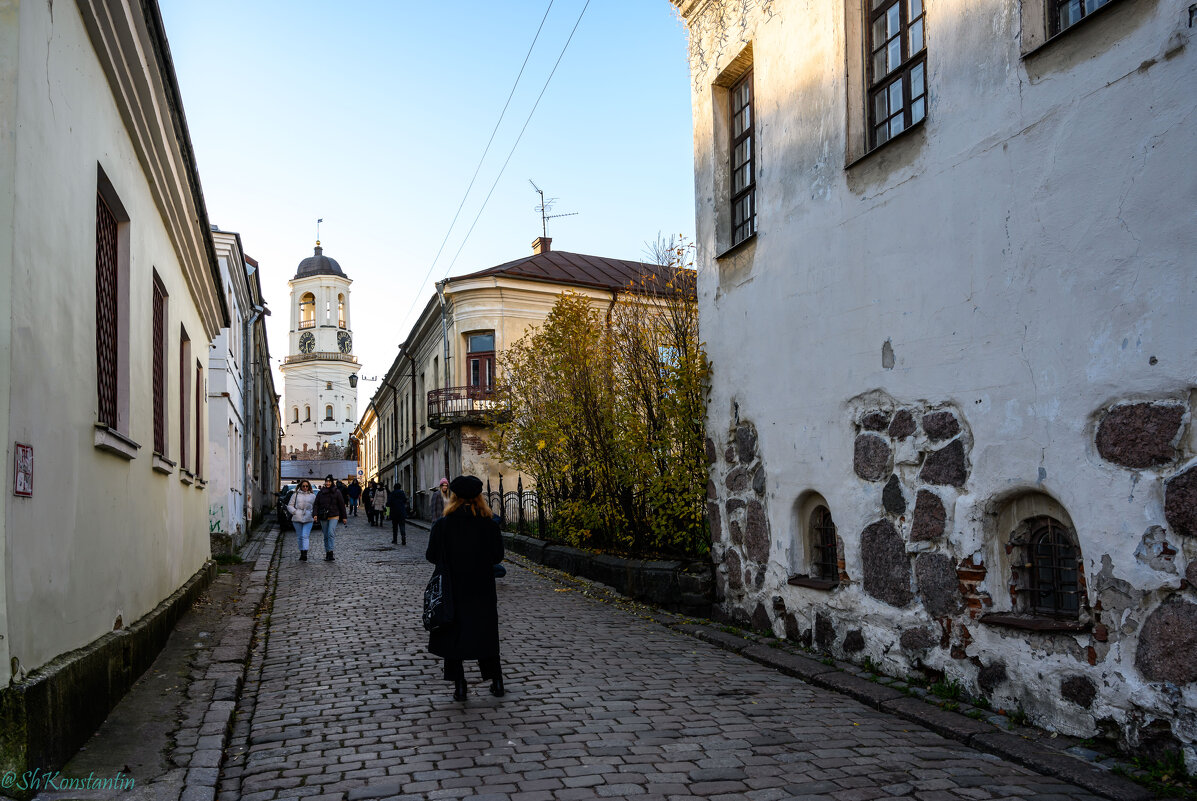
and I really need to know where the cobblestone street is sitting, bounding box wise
[216,519,1103,801]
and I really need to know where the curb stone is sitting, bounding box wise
[494,545,1155,801]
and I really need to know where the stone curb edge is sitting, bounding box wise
[499,549,1155,801]
[179,525,283,801]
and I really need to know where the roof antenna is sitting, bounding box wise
[529,180,577,238]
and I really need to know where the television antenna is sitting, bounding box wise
[529,180,577,238]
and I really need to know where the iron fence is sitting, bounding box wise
[484,475,550,537]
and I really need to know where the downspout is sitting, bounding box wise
[435,280,452,483]
[244,303,267,532]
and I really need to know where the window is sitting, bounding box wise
[809,507,839,584]
[338,294,346,328]
[94,169,131,437]
[292,407,299,423]
[151,274,168,455]
[195,362,203,479]
[867,0,926,149]
[346,404,352,421]
[1017,516,1081,618]
[325,405,334,421]
[180,328,192,471]
[1050,0,1110,34]
[467,332,496,392]
[304,405,311,422]
[729,71,756,246]
[299,293,315,329]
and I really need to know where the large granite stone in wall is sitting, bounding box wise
[977,661,1007,694]
[1060,675,1097,709]
[744,500,770,563]
[920,439,968,487]
[910,490,946,541]
[815,611,835,649]
[735,423,758,462]
[900,627,936,652]
[854,434,891,481]
[1165,466,1197,538]
[861,519,913,607]
[883,475,906,514]
[861,411,890,431]
[1096,402,1184,469]
[707,502,722,542]
[922,411,960,442]
[843,630,865,652]
[1135,597,1197,684]
[725,466,750,492]
[888,409,916,439]
[724,548,743,592]
[915,553,964,617]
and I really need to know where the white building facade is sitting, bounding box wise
[281,245,358,456]
[0,0,226,777]
[674,0,1196,764]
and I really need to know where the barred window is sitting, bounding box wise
[179,329,191,471]
[867,0,927,149]
[1013,516,1083,618]
[810,506,840,584]
[152,275,167,454]
[195,362,203,479]
[1050,0,1111,35]
[730,70,756,246]
[96,193,120,428]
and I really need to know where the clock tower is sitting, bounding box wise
[280,242,358,457]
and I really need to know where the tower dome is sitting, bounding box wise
[293,242,346,279]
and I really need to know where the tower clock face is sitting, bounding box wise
[338,331,352,354]
[298,331,315,354]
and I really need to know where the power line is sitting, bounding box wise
[440,0,592,280]
[396,0,558,329]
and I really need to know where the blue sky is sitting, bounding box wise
[158,0,696,400]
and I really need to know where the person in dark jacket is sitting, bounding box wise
[347,479,362,517]
[315,475,348,561]
[426,475,505,701]
[363,481,377,526]
[388,485,409,545]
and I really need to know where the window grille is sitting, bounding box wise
[180,336,189,469]
[729,71,756,246]
[1050,0,1110,35]
[195,363,203,478]
[1024,517,1081,617]
[810,506,839,583]
[96,194,119,428]
[867,0,927,149]
[152,279,166,453]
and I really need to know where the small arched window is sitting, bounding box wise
[304,405,311,422]
[809,506,839,584]
[788,492,843,590]
[1025,516,1081,618]
[292,407,299,423]
[338,294,346,328]
[325,405,334,421]
[346,404,352,421]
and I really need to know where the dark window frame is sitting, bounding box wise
[151,274,167,455]
[96,193,120,429]
[810,506,840,584]
[1048,0,1111,35]
[195,362,203,479]
[729,70,756,247]
[866,0,927,151]
[1018,516,1082,618]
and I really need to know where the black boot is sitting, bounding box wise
[326,551,335,561]
[489,676,505,698]
[299,550,307,561]
[401,535,407,546]
[453,678,468,701]
[392,535,397,544]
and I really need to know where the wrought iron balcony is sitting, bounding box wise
[427,386,501,428]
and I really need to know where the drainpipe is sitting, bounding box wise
[244,303,267,533]
[435,280,452,482]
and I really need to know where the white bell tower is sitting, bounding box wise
[280,242,358,456]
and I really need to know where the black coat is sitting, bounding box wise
[425,509,504,661]
[314,486,347,521]
[387,488,408,519]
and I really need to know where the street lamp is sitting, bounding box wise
[349,374,358,388]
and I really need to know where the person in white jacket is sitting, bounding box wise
[287,480,317,561]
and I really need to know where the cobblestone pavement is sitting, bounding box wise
[218,517,1102,801]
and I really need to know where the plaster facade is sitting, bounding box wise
[0,0,225,770]
[673,0,1196,764]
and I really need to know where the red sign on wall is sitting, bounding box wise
[14,443,32,497]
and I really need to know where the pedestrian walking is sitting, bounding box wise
[388,484,409,545]
[286,479,317,561]
[425,475,505,701]
[347,479,362,517]
[430,477,450,520]
[315,474,347,561]
[371,480,388,524]
[363,481,377,526]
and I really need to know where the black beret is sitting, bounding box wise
[449,475,483,500]
[324,474,334,481]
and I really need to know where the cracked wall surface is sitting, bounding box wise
[676,0,1197,769]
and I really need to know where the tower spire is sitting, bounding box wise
[316,217,323,247]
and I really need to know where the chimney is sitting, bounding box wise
[531,236,552,255]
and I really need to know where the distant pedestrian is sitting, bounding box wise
[430,477,450,520]
[347,479,362,517]
[425,475,505,701]
[372,481,388,523]
[315,474,347,561]
[363,481,378,526]
[286,479,317,561]
[388,484,409,545]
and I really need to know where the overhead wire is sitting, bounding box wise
[396,0,558,330]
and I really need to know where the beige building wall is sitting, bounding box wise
[1,0,220,678]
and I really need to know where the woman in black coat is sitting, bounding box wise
[425,475,505,701]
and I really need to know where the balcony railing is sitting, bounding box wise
[298,320,315,330]
[428,385,501,428]
[283,352,358,366]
